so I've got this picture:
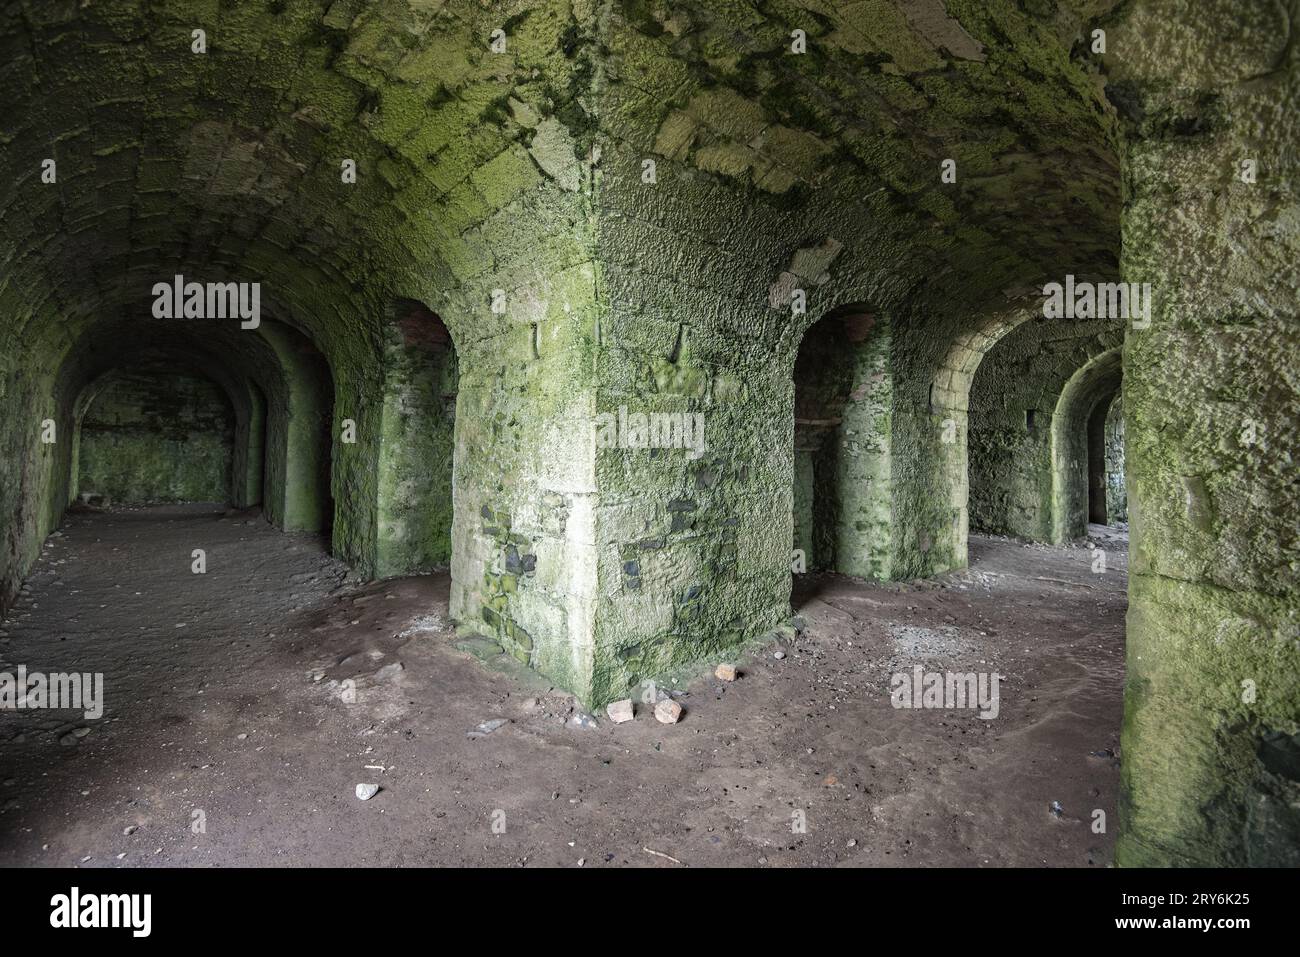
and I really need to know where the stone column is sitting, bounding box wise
[1111,0,1300,865]
[447,265,604,705]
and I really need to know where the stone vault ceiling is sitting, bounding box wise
[1,0,1125,364]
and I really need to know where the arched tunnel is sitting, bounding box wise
[0,0,1295,876]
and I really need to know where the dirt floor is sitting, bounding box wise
[0,505,1127,867]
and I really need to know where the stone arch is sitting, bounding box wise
[927,306,1037,568]
[70,353,252,509]
[74,367,237,506]
[1097,395,1126,526]
[47,317,336,546]
[959,312,1125,544]
[1085,391,1123,526]
[1051,348,1122,543]
[69,339,270,503]
[54,328,264,521]
[375,298,459,577]
[256,321,336,538]
[791,303,892,579]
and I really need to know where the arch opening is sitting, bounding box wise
[955,312,1124,545]
[927,307,1037,571]
[1087,391,1127,528]
[46,315,338,547]
[375,299,459,578]
[1050,348,1123,543]
[75,367,237,508]
[790,305,891,581]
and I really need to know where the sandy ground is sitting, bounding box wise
[0,505,1127,867]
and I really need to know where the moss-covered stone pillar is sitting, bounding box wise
[584,331,791,707]
[1111,0,1300,865]
[446,260,605,703]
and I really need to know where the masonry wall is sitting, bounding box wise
[428,4,608,701]
[78,372,235,504]
[1111,0,1300,866]
[449,309,602,698]
[0,345,60,617]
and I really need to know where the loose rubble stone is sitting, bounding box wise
[606,699,634,723]
[654,699,682,724]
